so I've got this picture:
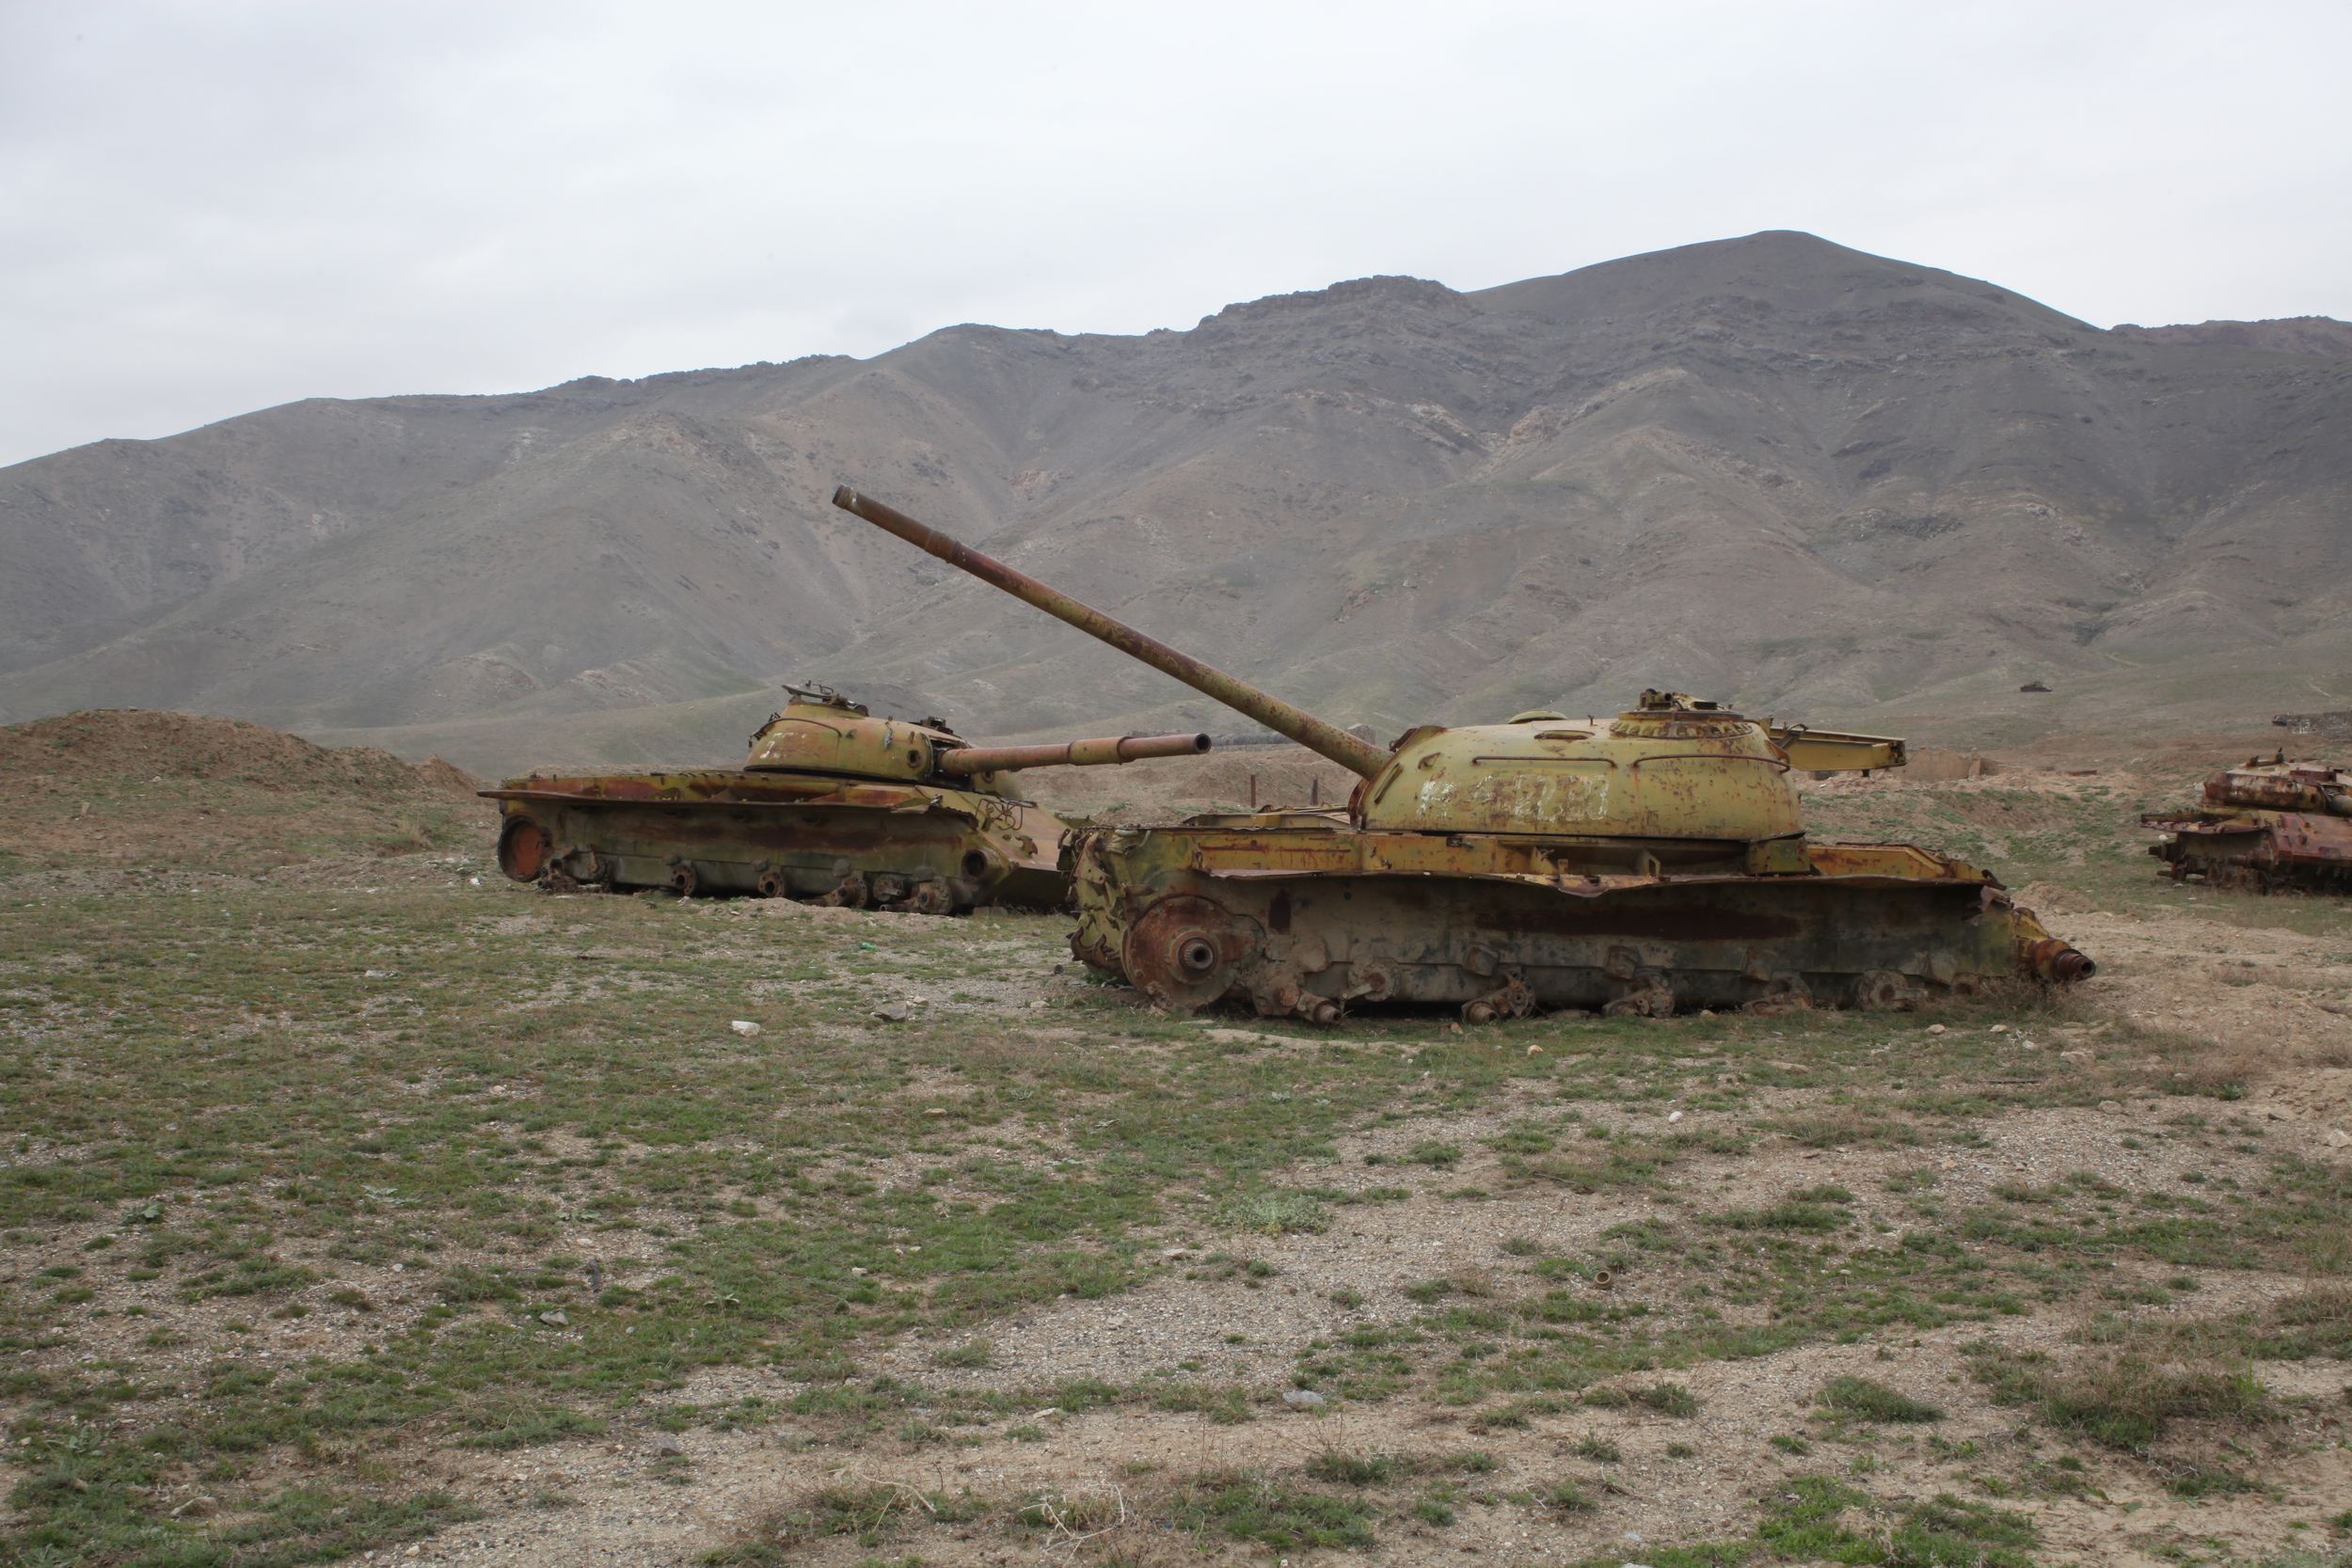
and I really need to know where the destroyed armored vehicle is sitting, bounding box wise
[2142,751,2352,893]
[832,483,2094,1015]
[485,684,1207,912]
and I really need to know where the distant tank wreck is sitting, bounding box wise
[483,684,1207,912]
[2143,751,2352,893]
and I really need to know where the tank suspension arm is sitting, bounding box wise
[834,485,1391,779]
[1767,723,1908,772]
[940,732,1211,774]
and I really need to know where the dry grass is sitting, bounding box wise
[1972,1317,2282,1453]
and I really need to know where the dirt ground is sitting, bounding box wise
[336,895,2351,1568]
[3,712,2350,1568]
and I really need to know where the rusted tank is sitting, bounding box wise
[2142,751,2352,893]
[832,484,2094,1015]
[483,683,1208,911]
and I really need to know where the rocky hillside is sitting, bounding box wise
[2111,316,2352,356]
[5,230,2350,772]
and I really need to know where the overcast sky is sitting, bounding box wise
[5,0,2347,468]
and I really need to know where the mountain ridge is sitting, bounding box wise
[6,230,2349,774]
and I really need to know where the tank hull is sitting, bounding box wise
[1070,820,2089,1018]
[2142,808,2352,893]
[486,769,1068,911]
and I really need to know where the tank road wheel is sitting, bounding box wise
[497,816,549,882]
[1741,973,1812,1017]
[1123,895,1264,1013]
[543,848,604,895]
[1604,975,1677,1019]
[1463,977,1536,1025]
[754,866,787,899]
[903,879,953,915]
[667,860,699,897]
[812,873,868,909]
[1854,969,1922,1011]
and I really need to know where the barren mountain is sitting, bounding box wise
[4,230,2349,774]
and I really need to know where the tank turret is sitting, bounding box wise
[834,487,1903,846]
[744,682,1207,789]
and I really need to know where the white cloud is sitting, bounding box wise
[3,0,2346,466]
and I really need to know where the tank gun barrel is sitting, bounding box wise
[940,732,1211,774]
[1766,724,1907,772]
[833,485,1391,778]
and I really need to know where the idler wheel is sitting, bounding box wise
[497,816,549,882]
[1123,895,1263,1012]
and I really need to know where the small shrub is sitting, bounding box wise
[1996,1343,2274,1451]
[1546,1481,1595,1512]
[1636,1382,1699,1418]
[1770,1433,1812,1455]
[1818,1375,1943,1424]
[1580,1386,1629,1409]
[1221,1191,1333,1236]
[1718,1202,1844,1232]
[1329,1287,1365,1309]
[1570,1433,1621,1463]
[455,1402,608,1450]
[932,1338,995,1370]
[2166,1465,2258,1498]
[1407,1141,1463,1168]
[1306,1450,1400,1486]
[1173,1468,1374,1551]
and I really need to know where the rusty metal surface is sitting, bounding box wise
[1070,823,2090,1018]
[481,688,1217,910]
[497,816,548,880]
[832,486,1391,779]
[486,770,1065,911]
[2143,756,2352,891]
[1073,822,2084,1017]
[1766,724,1908,772]
[828,484,2090,1001]
[939,732,1210,774]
